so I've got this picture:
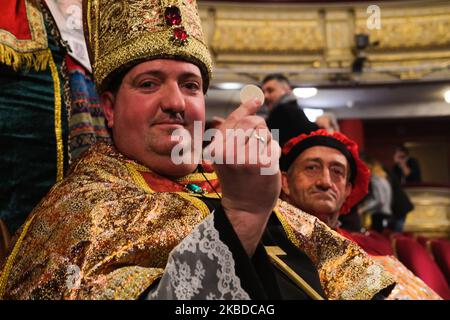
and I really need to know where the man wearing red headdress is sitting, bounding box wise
[277,129,442,300]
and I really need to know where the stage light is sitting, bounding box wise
[293,87,318,99]
[215,82,244,90]
[304,108,324,122]
[444,90,450,103]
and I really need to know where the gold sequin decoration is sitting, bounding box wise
[0,143,208,299]
[84,0,212,92]
[372,255,443,300]
[124,161,211,219]
[176,192,210,219]
[274,199,396,300]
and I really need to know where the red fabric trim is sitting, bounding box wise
[0,0,32,40]
[65,55,87,74]
[336,228,357,243]
[282,129,370,215]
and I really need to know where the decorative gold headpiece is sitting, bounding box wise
[83,0,212,92]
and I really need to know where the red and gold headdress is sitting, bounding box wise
[282,129,370,214]
[83,0,212,92]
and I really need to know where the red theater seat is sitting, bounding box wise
[430,239,450,286]
[366,230,394,255]
[382,228,394,238]
[394,236,450,299]
[416,236,430,249]
[403,231,415,238]
[349,232,393,256]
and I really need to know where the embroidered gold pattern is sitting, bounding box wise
[0,143,208,299]
[124,161,211,219]
[275,199,396,300]
[84,0,212,92]
[372,255,443,300]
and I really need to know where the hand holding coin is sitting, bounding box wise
[240,84,265,105]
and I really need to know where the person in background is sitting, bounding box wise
[392,145,422,184]
[0,0,110,235]
[262,74,318,147]
[279,129,442,300]
[316,112,340,133]
[356,154,414,233]
[387,169,414,232]
[358,156,393,233]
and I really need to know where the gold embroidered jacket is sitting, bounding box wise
[0,143,395,299]
[0,143,209,299]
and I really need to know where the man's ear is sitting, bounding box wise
[101,91,115,128]
[281,171,291,197]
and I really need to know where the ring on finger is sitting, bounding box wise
[253,132,266,143]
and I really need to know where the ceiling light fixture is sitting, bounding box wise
[293,87,318,99]
[444,90,450,103]
[303,108,324,122]
[215,82,244,90]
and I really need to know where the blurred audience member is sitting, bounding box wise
[393,145,422,184]
[316,112,340,133]
[280,129,442,300]
[358,156,393,232]
[387,169,414,232]
[358,154,414,233]
[262,74,318,147]
[0,2,110,234]
[339,203,363,232]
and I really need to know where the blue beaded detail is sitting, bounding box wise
[185,183,206,195]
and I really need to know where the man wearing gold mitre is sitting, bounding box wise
[0,0,395,300]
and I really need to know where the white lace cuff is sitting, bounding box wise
[147,212,250,300]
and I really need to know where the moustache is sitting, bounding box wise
[152,112,186,126]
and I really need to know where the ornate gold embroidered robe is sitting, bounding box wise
[0,143,395,300]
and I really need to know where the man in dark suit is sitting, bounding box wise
[392,145,422,184]
[262,74,318,147]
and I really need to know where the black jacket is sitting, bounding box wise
[392,157,422,184]
[266,94,318,147]
[388,171,414,219]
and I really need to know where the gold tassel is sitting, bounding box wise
[0,43,51,72]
